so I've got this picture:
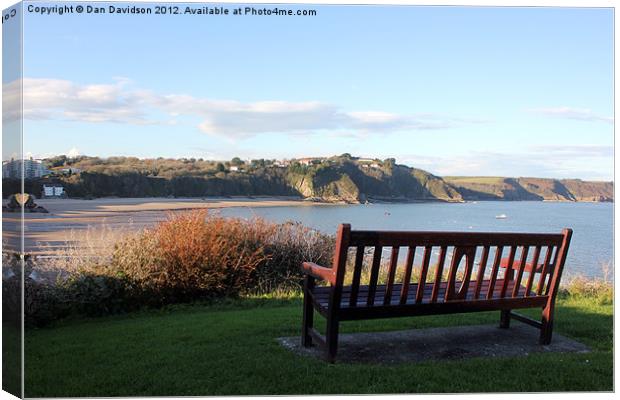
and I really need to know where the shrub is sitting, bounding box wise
[3,253,64,327]
[2,253,22,322]
[13,212,336,326]
[112,211,272,304]
[560,276,613,305]
[59,272,137,317]
[253,221,334,293]
[112,211,335,301]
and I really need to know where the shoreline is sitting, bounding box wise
[2,197,337,254]
[20,196,336,216]
[1,196,612,255]
[3,195,611,217]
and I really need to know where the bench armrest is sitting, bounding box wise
[301,262,335,284]
[499,257,547,273]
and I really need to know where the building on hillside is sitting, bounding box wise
[2,158,50,179]
[296,157,324,166]
[60,167,81,175]
[273,160,290,167]
[42,184,65,198]
[360,162,381,169]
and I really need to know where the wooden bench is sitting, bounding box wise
[301,224,573,362]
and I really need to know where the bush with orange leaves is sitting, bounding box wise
[111,210,334,305]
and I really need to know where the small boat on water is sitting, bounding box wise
[495,214,507,219]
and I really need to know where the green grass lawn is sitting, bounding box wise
[3,323,22,397]
[24,295,612,396]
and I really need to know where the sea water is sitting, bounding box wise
[219,201,613,279]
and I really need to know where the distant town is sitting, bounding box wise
[2,156,388,180]
[2,157,81,179]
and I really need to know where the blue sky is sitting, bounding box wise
[4,2,614,179]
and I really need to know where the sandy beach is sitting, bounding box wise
[2,196,322,254]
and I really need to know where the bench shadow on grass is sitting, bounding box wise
[278,303,612,393]
[279,320,591,365]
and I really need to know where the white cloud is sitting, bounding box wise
[528,107,613,124]
[2,79,22,123]
[527,144,613,157]
[397,144,613,180]
[67,147,80,158]
[5,77,487,138]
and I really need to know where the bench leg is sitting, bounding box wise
[499,309,511,329]
[540,305,554,345]
[325,317,339,363]
[301,276,315,348]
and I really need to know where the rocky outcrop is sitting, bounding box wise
[2,193,48,213]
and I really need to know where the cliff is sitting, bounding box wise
[6,154,612,203]
[444,176,613,202]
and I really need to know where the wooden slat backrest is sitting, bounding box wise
[487,246,504,299]
[445,246,476,301]
[499,246,517,298]
[512,246,530,297]
[545,246,561,296]
[473,246,490,299]
[366,246,383,306]
[383,247,400,305]
[430,246,448,302]
[524,246,541,296]
[330,225,571,308]
[537,246,555,296]
[543,229,573,303]
[328,224,351,312]
[399,246,416,305]
[349,231,565,248]
[416,246,432,303]
[348,246,365,307]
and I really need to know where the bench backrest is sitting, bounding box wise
[329,224,572,308]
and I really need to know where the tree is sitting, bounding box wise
[46,155,68,168]
[231,157,244,166]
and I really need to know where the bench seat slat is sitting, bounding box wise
[312,279,537,309]
[339,295,548,321]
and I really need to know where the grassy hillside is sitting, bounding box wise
[445,176,613,202]
[560,179,614,202]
